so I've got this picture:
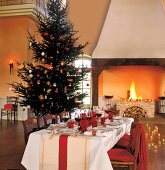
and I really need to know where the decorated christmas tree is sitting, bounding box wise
[10,0,88,116]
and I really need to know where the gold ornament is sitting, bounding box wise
[47,81,50,85]
[47,89,51,93]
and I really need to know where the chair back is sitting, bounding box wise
[22,118,37,144]
[6,96,18,110]
[37,114,56,129]
[128,122,143,161]
[44,114,56,127]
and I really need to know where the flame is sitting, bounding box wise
[129,81,142,100]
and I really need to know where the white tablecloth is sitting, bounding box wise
[21,117,133,170]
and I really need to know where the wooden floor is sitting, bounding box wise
[0,114,165,170]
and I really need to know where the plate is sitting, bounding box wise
[106,121,119,126]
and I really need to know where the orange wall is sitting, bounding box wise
[98,66,165,100]
[68,0,111,55]
[0,16,38,97]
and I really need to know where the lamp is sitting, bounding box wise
[9,60,14,75]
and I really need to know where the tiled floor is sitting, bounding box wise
[0,114,165,170]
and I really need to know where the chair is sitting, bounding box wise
[115,117,140,149]
[1,96,18,121]
[107,123,144,170]
[37,114,56,129]
[22,118,38,144]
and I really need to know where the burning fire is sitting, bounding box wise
[129,81,142,100]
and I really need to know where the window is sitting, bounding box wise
[75,54,91,106]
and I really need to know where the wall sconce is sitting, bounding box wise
[9,60,14,75]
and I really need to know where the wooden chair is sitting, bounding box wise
[1,96,18,121]
[22,118,38,144]
[108,123,143,170]
[37,114,56,129]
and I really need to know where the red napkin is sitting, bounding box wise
[90,111,96,117]
[108,113,113,120]
[79,119,89,132]
[67,121,74,128]
[101,117,106,125]
[82,114,87,119]
[59,135,68,170]
[90,117,97,127]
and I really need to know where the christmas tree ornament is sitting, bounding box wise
[47,81,50,85]
[45,95,47,99]
[44,32,49,36]
[68,78,73,82]
[29,69,32,73]
[64,86,67,93]
[53,83,57,87]
[37,80,40,85]
[70,39,75,43]
[29,74,33,78]
[47,89,51,93]
[18,64,24,69]
[55,88,58,93]
[39,94,44,100]
[61,61,65,66]
[41,52,45,56]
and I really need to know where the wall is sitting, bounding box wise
[92,0,165,58]
[68,0,111,56]
[0,16,38,97]
[98,66,165,100]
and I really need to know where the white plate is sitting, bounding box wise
[106,121,119,126]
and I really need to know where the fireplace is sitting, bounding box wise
[91,0,165,116]
[92,58,165,116]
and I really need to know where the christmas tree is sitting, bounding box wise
[10,0,89,116]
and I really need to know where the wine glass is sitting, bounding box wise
[61,112,70,123]
[75,114,82,125]
[96,112,102,124]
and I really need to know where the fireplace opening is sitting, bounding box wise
[97,65,165,117]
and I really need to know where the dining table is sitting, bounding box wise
[21,116,134,170]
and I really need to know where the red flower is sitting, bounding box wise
[79,119,89,132]
[90,117,97,127]
[91,111,96,117]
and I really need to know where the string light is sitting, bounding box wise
[145,124,165,151]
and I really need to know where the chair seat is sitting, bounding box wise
[108,148,135,162]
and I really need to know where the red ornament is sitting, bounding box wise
[70,39,75,43]
[44,32,49,36]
